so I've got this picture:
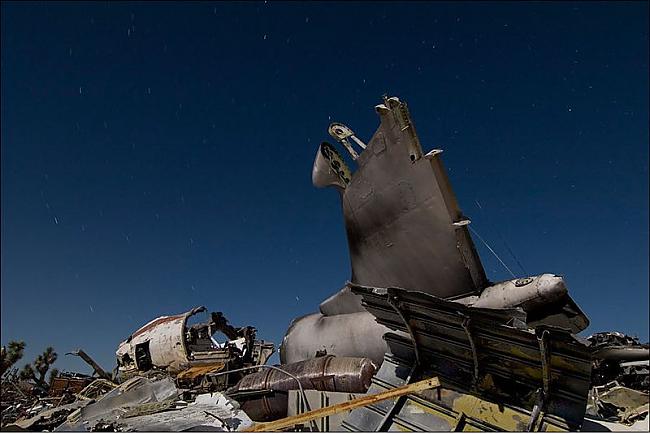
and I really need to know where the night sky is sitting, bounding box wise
[2,1,648,375]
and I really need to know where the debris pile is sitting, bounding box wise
[1,369,43,426]
[589,332,649,390]
[585,332,650,425]
[1,95,648,432]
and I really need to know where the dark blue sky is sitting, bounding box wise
[2,1,648,375]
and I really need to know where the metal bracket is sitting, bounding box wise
[527,330,551,431]
[378,293,425,431]
[328,122,366,160]
[460,315,480,388]
[453,219,471,228]
[424,149,444,159]
[527,388,546,432]
[538,329,551,396]
[387,294,421,367]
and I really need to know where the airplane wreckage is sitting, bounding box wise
[1,95,648,432]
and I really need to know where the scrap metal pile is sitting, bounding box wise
[1,95,648,432]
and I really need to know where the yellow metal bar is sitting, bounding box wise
[247,377,440,432]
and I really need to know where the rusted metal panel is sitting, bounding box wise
[342,284,592,431]
[176,363,226,381]
[232,356,376,395]
[229,356,377,422]
[175,362,226,390]
[131,314,186,338]
[49,376,93,397]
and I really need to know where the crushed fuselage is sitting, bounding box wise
[116,306,274,383]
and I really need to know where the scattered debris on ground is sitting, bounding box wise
[1,95,647,432]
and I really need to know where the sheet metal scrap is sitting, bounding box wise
[586,381,649,424]
[341,284,592,432]
[75,379,118,401]
[54,376,179,431]
[116,306,274,385]
[54,376,252,432]
[110,392,253,432]
[317,95,487,301]
[2,370,97,428]
[5,399,93,431]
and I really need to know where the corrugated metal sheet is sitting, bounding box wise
[288,390,364,431]
[342,284,592,431]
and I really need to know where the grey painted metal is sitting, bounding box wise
[55,376,179,431]
[312,142,352,190]
[319,285,365,316]
[332,96,487,298]
[280,311,397,366]
[283,95,488,366]
[342,284,593,431]
[461,274,589,333]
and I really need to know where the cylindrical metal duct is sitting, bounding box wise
[229,356,377,421]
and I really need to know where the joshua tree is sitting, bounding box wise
[0,341,26,377]
[19,347,58,391]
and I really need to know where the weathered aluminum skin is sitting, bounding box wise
[48,376,93,397]
[337,97,487,298]
[460,274,590,333]
[342,284,593,431]
[319,284,365,316]
[280,311,395,366]
[116,306,275,379]
[312,142,352,191]
[283,96,487,365]
[55,376,178,431]
[116,308,196,376]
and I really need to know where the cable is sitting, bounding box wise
[468,225,516,279]
[475,200,528,275]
